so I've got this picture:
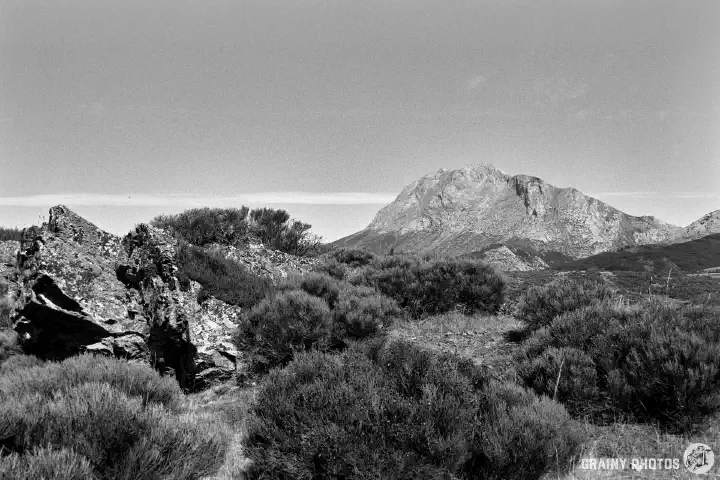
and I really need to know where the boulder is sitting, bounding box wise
[8,205,239,391]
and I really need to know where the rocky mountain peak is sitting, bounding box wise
[333,164,683,262]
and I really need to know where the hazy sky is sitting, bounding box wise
[1,0,718,240]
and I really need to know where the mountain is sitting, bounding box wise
[332,164,683,261]
[675,210,720,242]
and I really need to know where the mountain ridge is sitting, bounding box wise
[333,164,685,260]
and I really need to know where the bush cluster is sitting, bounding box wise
[151,206,324,256]
[0,354,229,480]
[346,255,506,317]
[516,276,614,330]
[516,299,720,432]
[328,247,377,268]
[242,338,583,479]
[151,207,250,247]
[175,242,273,308]
[235,273,402,374]
[0,227,21,242]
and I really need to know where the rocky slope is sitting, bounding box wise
[333,164,682,262]
[1,205,315,392]
[461,244,550,272]
[675,209,720,242]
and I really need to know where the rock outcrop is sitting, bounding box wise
[462,245,550,272]
[333,164,683,261]
[215,242,318,284]
[6,206,241,391]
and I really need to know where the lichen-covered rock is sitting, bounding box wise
[189,282,244,390]
[216,242,318,285]
[8,205,239,392]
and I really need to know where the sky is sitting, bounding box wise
[1,0,718,240]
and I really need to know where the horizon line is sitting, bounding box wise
[0,192,399,207]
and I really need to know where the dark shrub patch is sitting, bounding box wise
[176,242,272,308]
[242,339,583,479]
[151,206,324,256]
[248,208,324,256]
[234,290,334,374]
[517,300,720,431]
[516,346,600,412]
[354,256,506,317]
[151,207,250,247]
[329,247,377,268]
[516,276,614,330]
[276,272,341,309]
[332,285,401,340]
[0,227,21,242]
[312,257,349,281]
[0,355,229,480]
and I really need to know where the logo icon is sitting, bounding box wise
[684,443,714,474]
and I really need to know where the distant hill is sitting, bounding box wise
[673,210,720,243]
[333,164,682,261]
[554,233,720,273]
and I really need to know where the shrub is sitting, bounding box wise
[243,339,582,479]
[176,242,272,308]
[0,353,184,412]
[0,329,22,364]
[276,272,341,309]
[516,277,614,330]
[517,300,720,431]
[329,247,377,268]
[332,285,401,340]
[0,354,45,373]
[234,290,333,374]
[472,380,585,479]
[0,446,97,480]
[356,256,506,317]
[0,355,229,480]
[0,281,13,330]
[248,208,323,256]
[151,207,250,247]
[515,347,600,413]
[0,382,228,480]
[0,227,21,242]
[312,257,349,281]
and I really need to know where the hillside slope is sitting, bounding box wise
[555,233,720,273]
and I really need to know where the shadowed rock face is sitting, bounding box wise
[333,164,683,261]
[7,205,239,392]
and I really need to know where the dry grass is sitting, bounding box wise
[185,381,257,480]
[389,311,525,381]
[545,416,720,479]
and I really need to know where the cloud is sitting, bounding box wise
[590,191,720,199]
[0,192,398,207]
